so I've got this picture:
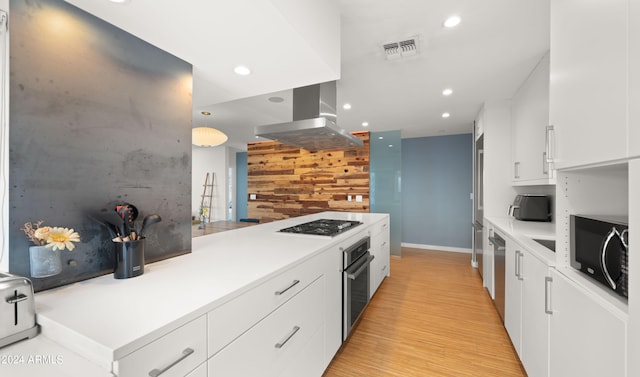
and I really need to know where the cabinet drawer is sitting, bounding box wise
[115,315,207,377]
[371,219,389,238]
[207,253,324,357]
[208,275,325,377]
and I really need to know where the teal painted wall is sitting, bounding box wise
[370,131,402,256]
[401,134,473,249]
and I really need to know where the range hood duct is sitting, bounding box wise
[255,81,364,151]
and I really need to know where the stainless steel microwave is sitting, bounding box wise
[570,215,628,298]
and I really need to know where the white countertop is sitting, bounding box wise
[2,211,387,375]
[0,335,112,377]
[485,216,556,266]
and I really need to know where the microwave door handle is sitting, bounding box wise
[621,229,629,249]
[601,227,619,290]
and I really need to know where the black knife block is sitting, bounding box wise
[113,238,145,279]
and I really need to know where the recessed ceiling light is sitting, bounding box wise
[378,136,384,140]
[234,66,251,75]
[442,88,453,96]
[362,122,369,127]
[201,111,211,116]
[343,103,352,110]
[109,0,129,3]
[442,112,451,118]
[444,16,461,28]
[388,144,393,148]
[268,96,284,103]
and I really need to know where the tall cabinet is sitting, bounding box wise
[630,1,640,159]
[511,52,554,185]
[549,0,629,169]
[549,0,637,375]
[477,102,516,295]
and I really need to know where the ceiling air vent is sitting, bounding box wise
[383,37,418,60]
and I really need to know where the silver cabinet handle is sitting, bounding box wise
[514,251,521,279]
[487,236,505,251]
[275,326,300,349]
[545,276,553,315]
[542,151,549,175]
[274,280,300,296]
[148,348,194,377]
[517,251,524,281]
[601,227,622,290]
[545,125,554,163]
[514,161,520,179]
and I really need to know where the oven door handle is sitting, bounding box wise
[347,254,375,280]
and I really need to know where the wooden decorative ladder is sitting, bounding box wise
[200,172,214,223]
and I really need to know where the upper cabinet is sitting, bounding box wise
[549,0,629,169]
[630,1,640,159]
[511,52,554,185]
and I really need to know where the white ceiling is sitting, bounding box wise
[64,0,550,150]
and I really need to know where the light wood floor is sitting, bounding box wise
[324,248,526,377]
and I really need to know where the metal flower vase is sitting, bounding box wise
[29,245,62,278]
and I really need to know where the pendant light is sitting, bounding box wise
[192,127,228,147]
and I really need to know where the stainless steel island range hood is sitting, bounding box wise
[255,81,364,151]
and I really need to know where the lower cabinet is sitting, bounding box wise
[504,237,523,356]
[115,315,207,377]
[370,219,390,298]
[208,275,326,376]
[548,269,627,377]
[504,239,550,377]
[520,249,550,377]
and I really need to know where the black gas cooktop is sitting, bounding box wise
[279,219,362,237]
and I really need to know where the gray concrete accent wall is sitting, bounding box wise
[9,0,193,291]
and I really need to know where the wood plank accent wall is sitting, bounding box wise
[247,132,370,222]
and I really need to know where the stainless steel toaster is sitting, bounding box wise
[0,272,39,348]
[508,194,552,222]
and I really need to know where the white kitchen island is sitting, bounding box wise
[0,211,390,377]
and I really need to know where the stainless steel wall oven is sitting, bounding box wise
[342,236,374,341]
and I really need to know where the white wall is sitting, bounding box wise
[226,146,241,221]
[1,0,9,272]
[192,146,227,222]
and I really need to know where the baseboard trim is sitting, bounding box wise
[401,243,472,254]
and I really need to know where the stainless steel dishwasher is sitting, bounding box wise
[489,232,506,322]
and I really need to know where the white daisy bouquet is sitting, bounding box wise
[21,221,81,251]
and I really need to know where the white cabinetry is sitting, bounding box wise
[504,237,551,377]
[370,218,390,297]
[208,276,326,377]
[504,236,522,355]
[511,52,554,185]
[115,316,207,377]
[482,223,495,297]
[548,269,627,377]
[480,102,515,220]
[549,0,629,169]
[207,252,325,357]
[521,249,551,377]
[630,3,640,159]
